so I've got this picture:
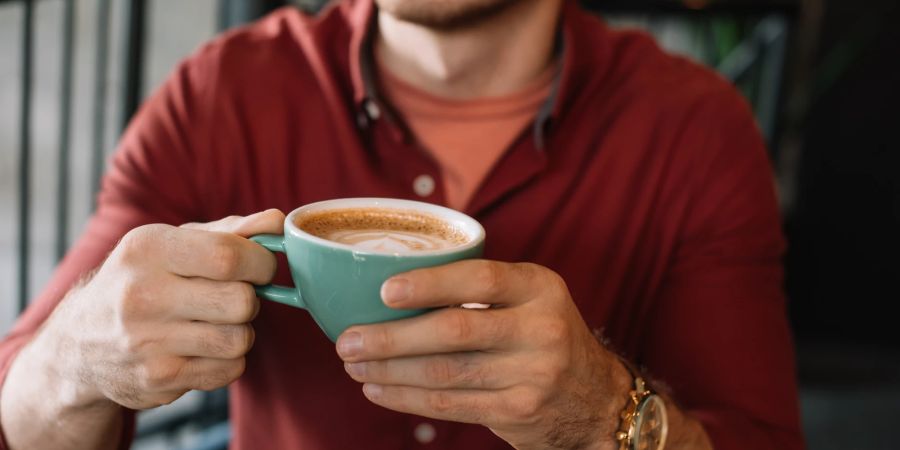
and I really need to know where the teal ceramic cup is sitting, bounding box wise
[250,198,486,342]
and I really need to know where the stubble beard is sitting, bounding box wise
[374,0,523,31]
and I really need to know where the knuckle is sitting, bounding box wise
[424,358,454,385]
[510,389,545,424]
[197,360,244,391]
[242,325,256,353]
[198,328,231,357]
[199,359,246,390]
[267,209,286,225]
[463,358,488,388]
[234,283,259,321]
[427,391,455,414]
[215,216,243,232]
[230,357,248,380]
[531,355,567,388]
[118,224,166,261]
[509,262,533,278]
[475,261,505,297]
[482,311,515,345]
[448,354,485,388]
[118,227,149,257]
[542,268,570,299]
[360,361,381,379]
[372,327,395,355]
[441,309,474,344]
[540,318,572,347]
[218,325,253,358]
[142,360,183,391]
[194,377,216,391]
[194,372,220,391]
[546,357,568,386]
[118,278,153,321]
[210,235,242,279]
[118,331,146,355]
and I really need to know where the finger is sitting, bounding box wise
[164,227,277,284]
[361,384,495,425]
[166,322,255,359]
[169,278,259,325]
[181,209,285,237]
[344,352,516,390]
[337,307,516,362]
[381,260,553,309]
[182,357,247,391]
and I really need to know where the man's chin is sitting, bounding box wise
[374,0,520,30]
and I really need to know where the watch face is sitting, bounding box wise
[633,395,668,450]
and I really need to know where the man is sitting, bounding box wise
[0,0,805,448]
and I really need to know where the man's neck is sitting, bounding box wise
[375,0,563,100]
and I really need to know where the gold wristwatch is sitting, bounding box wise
[615,369,668,450]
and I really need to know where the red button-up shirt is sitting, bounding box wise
[0,1,804,449]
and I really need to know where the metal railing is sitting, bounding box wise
[7,0,301,313]
[6,0,290,447]
[16,0,34,315]
[10,0,149,312]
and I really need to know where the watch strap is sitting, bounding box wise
[614,356,653,450]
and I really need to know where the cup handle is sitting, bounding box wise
[249,234,305,309]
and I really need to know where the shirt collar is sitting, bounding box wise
[348,0,586,151]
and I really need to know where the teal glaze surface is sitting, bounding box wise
[250,199,484,342]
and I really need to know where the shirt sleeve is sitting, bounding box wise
[0,48,214,449]
[640,90,805,449]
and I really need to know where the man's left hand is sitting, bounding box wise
[336,260,631,450]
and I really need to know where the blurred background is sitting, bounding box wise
[1,0,897,448]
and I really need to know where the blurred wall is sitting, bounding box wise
[0,0,216,333]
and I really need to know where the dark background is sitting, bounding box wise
[786,0,900,348]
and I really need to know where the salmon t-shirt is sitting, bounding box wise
[377,61,556,210]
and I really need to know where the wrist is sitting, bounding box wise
[21,319,113,412]
[612,357,671,450]
[599,355,636,450]
[2,330,122,450]
[577,348,638,450]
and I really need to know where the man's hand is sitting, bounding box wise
[51,210,283,408]
[335,260,633,450]
[1,209,283,450]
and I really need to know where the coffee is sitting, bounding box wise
[251,198,484,341]
[296,208,469,254]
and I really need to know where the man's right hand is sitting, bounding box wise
[0,209,284,449]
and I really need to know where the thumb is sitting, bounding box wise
[180,209,286,237]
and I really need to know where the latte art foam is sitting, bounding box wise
[296,207,469,254]
[324,229,458,253]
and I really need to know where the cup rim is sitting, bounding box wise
[285,198,486,257]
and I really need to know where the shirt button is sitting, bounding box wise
[413,174,435,197]
[364,100,381,120]
[414,422,436,444]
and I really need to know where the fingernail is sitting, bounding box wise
[363,383,383,399]
[345,362,366,377]
[381,278,411,305]
[337,332,363,358]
